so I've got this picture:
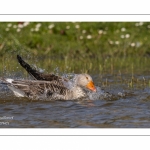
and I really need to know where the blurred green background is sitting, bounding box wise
[0,22,150,75]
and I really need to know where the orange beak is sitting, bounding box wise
[86,81,97,92]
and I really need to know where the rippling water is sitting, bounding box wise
[1,73,150,128]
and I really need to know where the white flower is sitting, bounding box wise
[75,24,80,29]
[66,25,70,29]
[131,43,135,47]
[5,28,9,31]
[80,36,83,39]
[48,24,55,29]
[13,25,17,28]
[120,35,124,38]
[23,22,30,27]
[139,22,143,26]
[35,28,39,32]
[121,27,126,32]
[87,35,92,39]
[125,34,130,38]
[82,30,86,34]
[17,28,21,32]
[7,23,12,27]
[98,30,103,34]
[36,23,41,28]
[115,41,119,45]
[18,24,24,28]
[136,42,141,47]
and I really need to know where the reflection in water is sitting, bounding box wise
[0,74,150,128]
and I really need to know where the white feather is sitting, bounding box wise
[6,78,14,83]
[8,85,25,97]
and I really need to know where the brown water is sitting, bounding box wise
[1,73,150,128]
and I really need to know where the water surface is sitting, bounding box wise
[0,73,150,128]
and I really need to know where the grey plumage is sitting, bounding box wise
[0,77,86,100]
[0,55,96,100]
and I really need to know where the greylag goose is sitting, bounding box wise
[0,55,97,100]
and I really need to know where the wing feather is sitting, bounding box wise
[11,80,68,98]
[17,55,67,84]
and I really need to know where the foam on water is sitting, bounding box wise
[86,86,113,100]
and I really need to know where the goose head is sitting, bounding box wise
[75,74,96,92]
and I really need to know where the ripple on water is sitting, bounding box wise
[1,74,150,128]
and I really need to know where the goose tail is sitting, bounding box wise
[17,55,42,80]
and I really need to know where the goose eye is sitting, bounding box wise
[86,77,88,80]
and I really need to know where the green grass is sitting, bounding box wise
[0,22,150,78]
[1,22,150,57]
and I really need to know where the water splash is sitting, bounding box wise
[0,64,126,101]
[53,67,60,76]
[61,73,115,101]
[62,73,76,80]
[86,86,112,100]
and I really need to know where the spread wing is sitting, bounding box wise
[5,79,69,99]
[17,55,66,82]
